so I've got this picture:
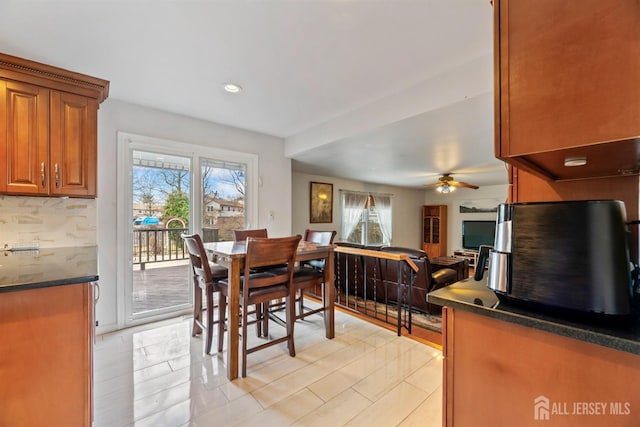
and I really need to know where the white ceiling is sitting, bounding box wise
[0,0,507,190]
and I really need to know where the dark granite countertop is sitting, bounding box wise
[0,246,98,292]
[428,277,640,356]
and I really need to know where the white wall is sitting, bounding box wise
[425,184,509,255]
[96,99,290,333]
[292,172,426,248]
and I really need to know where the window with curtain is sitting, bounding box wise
[341,191,392,246]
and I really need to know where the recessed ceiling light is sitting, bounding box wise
[564,156,587,167]
[223,83,242,93]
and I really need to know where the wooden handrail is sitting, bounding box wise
[334,246,419,273]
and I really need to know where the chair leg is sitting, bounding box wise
[255,304,263,337]
[297,289,304,318]
[192,277,203,336]
[262,302,269,337]
[217,292,226,353]
[286,295,296,357]
[204,285,214,354]
[242,300,249,377]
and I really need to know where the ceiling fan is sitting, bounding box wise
[425,173,479,193]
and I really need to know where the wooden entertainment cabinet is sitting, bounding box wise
[422,205,447,258]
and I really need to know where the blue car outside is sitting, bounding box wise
[133,217,160,226]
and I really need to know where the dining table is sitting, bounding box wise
[204,239,336,380]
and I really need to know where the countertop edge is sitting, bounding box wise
[428,285,640,356]
[0,274,99,293]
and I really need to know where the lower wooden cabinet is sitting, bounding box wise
[0,282,94,426]
[442,307,640,426]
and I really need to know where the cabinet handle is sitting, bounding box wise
[93,281,100,302]
[54,163,59,188]
[41,162,46,188]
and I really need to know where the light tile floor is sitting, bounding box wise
[94,308,443,427]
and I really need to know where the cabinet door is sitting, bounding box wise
[443,307,640,426]
[1,80,49,195]
[422,205,447,257]
[0,283,93,426]
[0,80,5,192]
[50,91,97,197]
[498,0,640,157]
[423,217,432,244]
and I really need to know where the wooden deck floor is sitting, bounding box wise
[132,262,191,313]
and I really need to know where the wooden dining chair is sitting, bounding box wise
[301,229,337,269]
[220,235,301,377]
[268,229,336,322]
[181,233,229,354]
[232,227,272,333]
[294,230,337,319]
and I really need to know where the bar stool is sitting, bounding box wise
[220,235,301,377]
[296,229,336,319]
[181,233,228,354]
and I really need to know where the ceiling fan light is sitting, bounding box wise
[436,183,455,193]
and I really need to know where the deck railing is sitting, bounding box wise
[133,227,189,269]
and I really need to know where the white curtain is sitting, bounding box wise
[340,191,368,241]
[374,194,392,245]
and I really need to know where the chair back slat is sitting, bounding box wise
[233,228,268,241]
[304,229,336,245]
[182,233,212,282]
[243,235,301,288]
[246,236,298,267]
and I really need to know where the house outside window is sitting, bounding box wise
[341,191,392,246]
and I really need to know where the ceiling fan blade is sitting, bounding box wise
[423,173,479,190]
[451,180,479,189]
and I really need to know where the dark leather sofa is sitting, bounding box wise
[334,243,458,313]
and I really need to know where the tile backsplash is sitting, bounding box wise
[0,196,96,248]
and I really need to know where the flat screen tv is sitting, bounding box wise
[462,220,496,251]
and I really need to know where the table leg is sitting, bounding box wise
[324,250,335,339]
[227,258,241,380]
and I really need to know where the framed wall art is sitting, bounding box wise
[459,198,500,213]
[310,181,333,223]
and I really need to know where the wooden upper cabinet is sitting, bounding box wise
[495,0,640,180]
[2,80,50,195]
[50,91,97,197]
[0,53,108,198]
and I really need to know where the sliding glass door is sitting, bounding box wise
[117,132,259,328]
[130,150,192,318]
[200,158,246,242]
